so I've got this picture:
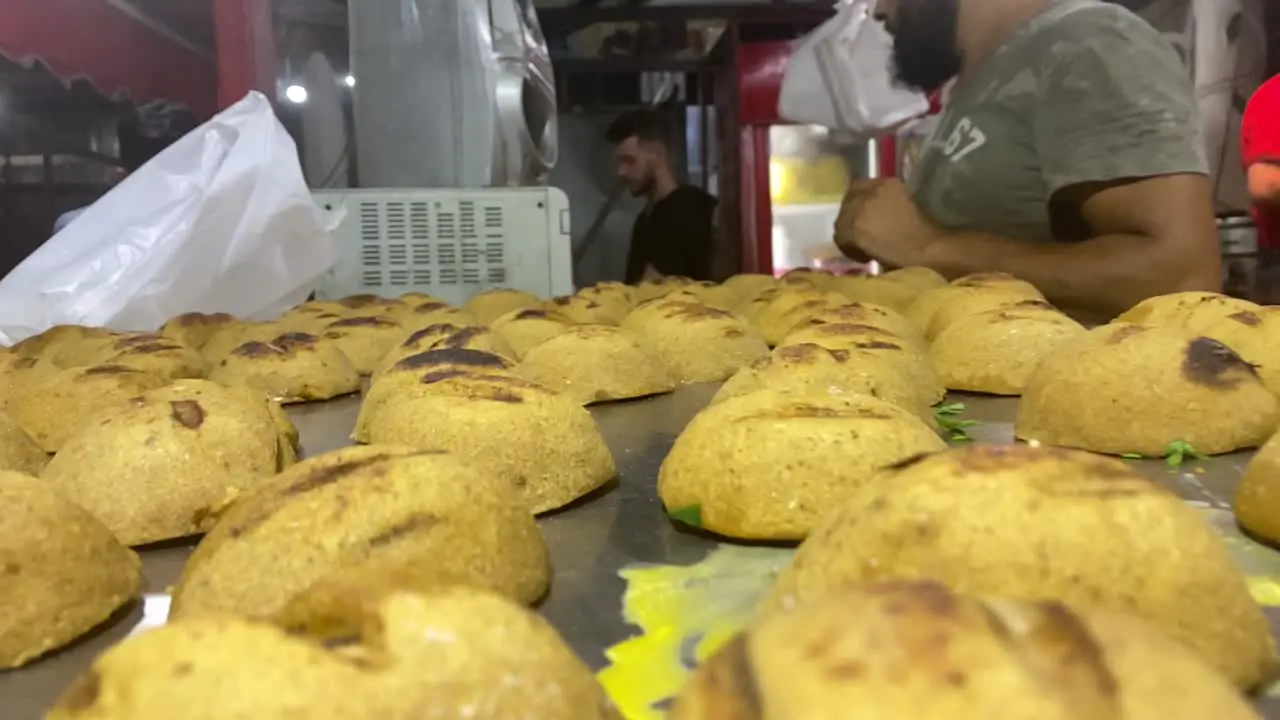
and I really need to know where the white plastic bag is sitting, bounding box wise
[0,91,338,344]
[778,0,929,140]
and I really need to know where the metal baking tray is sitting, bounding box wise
[3,385,1279,718]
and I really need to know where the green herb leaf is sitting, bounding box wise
[1119,453,1142,460]
[935,403,980,442]
[1164,440,1200,468]
[669,504,703,528]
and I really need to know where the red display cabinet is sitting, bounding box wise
[716,35,901,275]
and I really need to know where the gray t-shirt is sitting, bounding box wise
[907,0,1206,243]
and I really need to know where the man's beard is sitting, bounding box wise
[888,0,963,93]
[629,173,656,198]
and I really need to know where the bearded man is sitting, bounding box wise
[607,109,720,284]
[835,0,1221,319]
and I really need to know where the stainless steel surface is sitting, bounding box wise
[1222,214,1261,254]
[4,385,1280,717]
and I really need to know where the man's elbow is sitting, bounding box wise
[1157,243,1222,297]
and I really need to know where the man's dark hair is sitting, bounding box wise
[605,109,672,147]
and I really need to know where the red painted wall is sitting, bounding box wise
[0,0,216,116]
[213,0,277,110]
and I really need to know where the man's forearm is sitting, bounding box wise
[922,229,1221,319]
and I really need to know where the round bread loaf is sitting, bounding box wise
[1,470,142,669]
[712,343,934,423]
[42,381,287,546]
[622,299,768,383]
[356,348,518,441]
[907,274,1043,339]
[517,325,676,405]
[673,582,1260,720]
[464,288,543,326]
[319,315,406,375]
[171,445,549,618]
[660,388,945,540]
[208,332,360,404]
[778,322,943,404]
[0,410,49,476]
[930,303,1085,395]
[490,308,573,359]
[8,364,170,453]
[359,370,615,514]
[763,444,1277,689]
[1233,430,1280,545]
[50,585,618,720]
[85,332,208,380]
[1016,323,1279,456]
[159,312,238,350]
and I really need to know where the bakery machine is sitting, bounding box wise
[313,0,567,301]
[311,187,573,304]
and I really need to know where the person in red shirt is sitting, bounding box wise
[1242,74,1280,251]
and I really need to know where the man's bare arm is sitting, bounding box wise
[922,173,1221,319]
[1249,162,1280,209]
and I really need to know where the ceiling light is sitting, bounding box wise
[343,75,356,88]
[284,84,309,104]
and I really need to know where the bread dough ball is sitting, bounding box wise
[11,325,117,367]
[319,316,406,375]
[931,305,1086,395]
[49,586,618,720]
[464,288,543,326]
[371,325,515,382]
[517,326,676,405]
[925,293,1055,342]
[9,364,170,453]
[1,470,141,669]
[781,300,922,347]
[749,288,850,345]
[42,382,287,546]
[574,281,636,321]
[160,312,238,350]
[0,410,49,476]
[660,389,945,540]
[1116,291,1259,329]
[1016,323,1279,456]
[1233,430,1280,545]
[359,371,615,514]
[764,444,1277,689]
[830,266,947,311]
[85,333,208,380]
[907,275,1043,338]
[673,582,1259,720]
[1169,303,1280,396]
[490,308,573,359]
[778,322,943,404]
[357,348,518,442]
[392,299,479,329]
[208,332,360,404]
[622,299,768,383]
[200,321,282,364]
[713,343,934,423]
[548,294,625,325]
[0,351,59,412]
[719,273,778,307]
[172,445,549,619]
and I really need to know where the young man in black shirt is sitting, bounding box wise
[606,110,720,283]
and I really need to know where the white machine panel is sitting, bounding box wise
[312,187,573,304]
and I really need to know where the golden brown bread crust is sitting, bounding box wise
[672,582,1259,720]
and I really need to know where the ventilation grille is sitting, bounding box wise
[356,199,509,289]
